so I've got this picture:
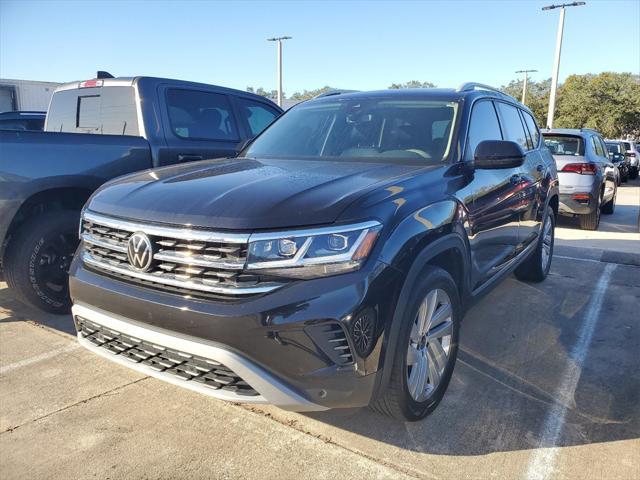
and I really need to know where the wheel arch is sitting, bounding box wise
[2,186,91,263]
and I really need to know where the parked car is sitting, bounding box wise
[69,83,559,421]
[542,128,617,229]
[619,139,639,179]
[0,74,282,313]
[605,141,630,183]
[0,111,45,131]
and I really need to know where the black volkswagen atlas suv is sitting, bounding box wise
[70,84,558,421]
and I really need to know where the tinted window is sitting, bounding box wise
[0,118,45,131]
[521,111,540,148]
[167,89,238,141]
[246,99,458,163]
[622,142,631,150]
[591,136,605,157]
[606,143,622,154]
[543,135,584,155]
[495,102,528,149]
[77,96,100,128]
[237,98,279,137]
[465,100,502,160]
[46,86,139,136]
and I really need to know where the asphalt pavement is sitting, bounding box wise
[1,178,638,480]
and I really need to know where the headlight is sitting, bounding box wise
[246,221,382,279]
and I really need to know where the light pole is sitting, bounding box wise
[515,69,538,104]
[542,2,585,128]
[267,36,292,107]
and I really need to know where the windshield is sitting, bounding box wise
[543,134,584,156]
[606,143,622,154]
[245,98,458,163]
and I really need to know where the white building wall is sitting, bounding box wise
[0,79,61,112]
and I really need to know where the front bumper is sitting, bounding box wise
[70,254,403,411]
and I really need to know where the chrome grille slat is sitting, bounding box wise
[81,211,282,297]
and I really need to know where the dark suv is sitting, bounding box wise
[70,84,558,421]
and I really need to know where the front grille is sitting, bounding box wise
[81,211,283,297]
[76,316,259,396]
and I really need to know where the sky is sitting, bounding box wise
[1,0,638,94]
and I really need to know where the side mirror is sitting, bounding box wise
[473,140,525,169]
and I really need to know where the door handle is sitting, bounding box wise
[177,154,204,163]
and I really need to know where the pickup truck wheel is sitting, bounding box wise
[515,206,555,283]
[4,211,79,314]
[370,266,460,421]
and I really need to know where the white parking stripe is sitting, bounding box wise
[0,343,80,375]
[524,262,616,480]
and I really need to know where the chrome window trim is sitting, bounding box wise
[83,211,250,244]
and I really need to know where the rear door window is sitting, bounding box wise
[495,102,528,150]
[591,136,605,158]
[236,98,279,137]
[521,111,540,148]
[166,89,239,141]
[465,100,503,160]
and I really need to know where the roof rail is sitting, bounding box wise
[314,89,359,99]
[457,82,516,101]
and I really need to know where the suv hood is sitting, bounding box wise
[88,157,428,230]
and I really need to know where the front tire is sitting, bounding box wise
[515,206,555,282]
[4,210,80,314]
[630,166,639,180]
[371,266,460,421]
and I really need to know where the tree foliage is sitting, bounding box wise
[246,86,279,99]
[554,73,640,138]
[502,72,639,138]
[289,86,335,101]
[388,80,436,89]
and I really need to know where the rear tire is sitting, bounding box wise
[578,196,601,230]
[370,266,460,421]
[515,206,555,283]
[4,210,80,314]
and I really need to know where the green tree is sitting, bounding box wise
[246,87,279,99]
[554,72,640,138]
[388,81,436,89]
[289,86,335,101]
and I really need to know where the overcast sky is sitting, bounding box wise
[1,0,638,93]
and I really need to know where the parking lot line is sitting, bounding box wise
[0,343,79,375]
[524,262,616,480]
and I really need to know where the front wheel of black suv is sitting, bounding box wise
[515,206,555,283]
[370,266,460,421]
[4,210,80,314]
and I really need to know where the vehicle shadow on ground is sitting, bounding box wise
[556,204,639,234]
[0,283,75,336]
[301,261,640,456]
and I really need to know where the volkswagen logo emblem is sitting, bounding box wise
[127,232,154,272]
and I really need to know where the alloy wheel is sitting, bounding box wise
[406,288,453,402]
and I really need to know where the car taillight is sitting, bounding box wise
[79,80,103,88]
[628,152,636,158]
[561,163,597,175]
